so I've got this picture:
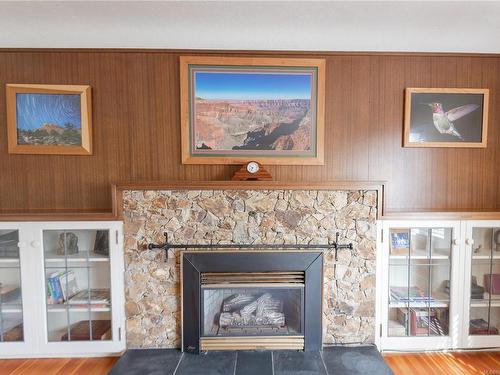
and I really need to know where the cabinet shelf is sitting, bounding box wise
[45,250,109,263]
[0,258,20,264]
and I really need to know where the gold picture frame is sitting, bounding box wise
[404,88,489,148]
[6,84,92,155]
[180,56,325,165]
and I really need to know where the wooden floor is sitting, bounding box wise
[0,352,498,374]
[0,357,118,375]
[384,351,500,375]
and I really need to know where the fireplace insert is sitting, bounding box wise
[181,250,323,353]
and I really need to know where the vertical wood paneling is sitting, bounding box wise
[0,50,499,213]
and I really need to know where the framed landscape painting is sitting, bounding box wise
[6,84,92,155]
[404,88,489,148]
[180,56,325,165]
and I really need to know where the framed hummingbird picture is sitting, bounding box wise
[404,88,489,148]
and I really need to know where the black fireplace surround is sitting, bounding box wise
[182,251,323,353]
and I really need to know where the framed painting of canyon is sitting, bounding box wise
[404,88,489,148]
[180,56,325,165]
[6,84,92,155]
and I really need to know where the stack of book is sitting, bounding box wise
[47,270,79,304]
[0,283,21,304]
[68,289,111,308]
[469,318,499,335]
[390,286,434,303]
[397,308,447,336]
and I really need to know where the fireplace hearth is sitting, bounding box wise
[181,250,323,353]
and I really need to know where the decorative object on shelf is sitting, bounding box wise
[495,229,500,252]
[404,88,489,148]
[6,84,92,155]
[231,161,272,181]
[93,230,109,256]
[180,56,325,165]
[1,323,23,342]
[0,230,19,258]
[389,229,409,255]
[56,232,79,255]
[61,320,111,341]
[483,274,500,295]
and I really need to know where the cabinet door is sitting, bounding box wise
[37,221,125,356]
[462,220,500,348]
[380,220,461,351]
[0,224,36,357]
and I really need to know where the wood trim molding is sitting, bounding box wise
[3,180,500,221]
[1,48,500,58]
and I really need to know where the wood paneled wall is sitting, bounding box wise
[0,50,499,214]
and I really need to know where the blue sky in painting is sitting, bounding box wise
[16,93,81,130]
[194,71,312,100]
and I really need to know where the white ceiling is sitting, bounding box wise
[1,1,500,53]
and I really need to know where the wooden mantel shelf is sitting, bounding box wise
[1,180,500,221]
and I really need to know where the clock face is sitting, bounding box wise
[246,161,260,174]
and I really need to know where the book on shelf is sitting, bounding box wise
[469,318,499,335]
[47,270,79,304]
[61,320,111,341]
[68,289,110,305]
[390,230,409,255]
[390,286,434,303]
[397,308,447,336]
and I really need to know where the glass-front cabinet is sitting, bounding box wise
[0,222,124,358]
[463,221,500,348]
[381,221,460,350]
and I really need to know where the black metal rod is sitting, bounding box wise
[147,231,353,259]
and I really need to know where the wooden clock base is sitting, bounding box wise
[231,163,273,181]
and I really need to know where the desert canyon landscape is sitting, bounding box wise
[194,98,313,153]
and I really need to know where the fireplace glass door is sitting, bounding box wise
[201,272,304,338]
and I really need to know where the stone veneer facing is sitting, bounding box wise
[122,189,377,348]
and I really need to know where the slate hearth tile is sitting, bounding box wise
[322,345,394,375]
[273,350,327,375]
[176,351,237,375]
[235,351,273,375]
[109,349,182,375]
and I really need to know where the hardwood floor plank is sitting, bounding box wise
[384,352,500,375]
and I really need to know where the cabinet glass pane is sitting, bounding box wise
[469,227,500,336]
[44,229,112,342]
[388,227,452,338]
[0,230,24,342]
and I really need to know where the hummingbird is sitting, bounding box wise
[423,102,479,140]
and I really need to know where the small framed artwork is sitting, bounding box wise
[6,84,92,155]
[404,88,489,148]
[390,229,410,256]
[180,56,325,165]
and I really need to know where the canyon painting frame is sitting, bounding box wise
[180,56,325,165]
[6,84,92,155]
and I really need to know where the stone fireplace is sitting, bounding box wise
[122,188,377,348]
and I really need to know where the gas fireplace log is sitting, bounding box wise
[222,294,255,312]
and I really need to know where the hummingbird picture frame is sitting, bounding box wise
[404,88,489,148]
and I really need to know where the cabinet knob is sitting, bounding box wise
[30,240,40,248]
[452,239,458,246]
[465,238,474,246]
[17,242,26,248]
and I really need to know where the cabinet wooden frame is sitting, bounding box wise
[6,84,92,155]
[404,88,489,148]
[180,56,325,165]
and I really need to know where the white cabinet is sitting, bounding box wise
[378,219,500,351]
[0,221,125,358]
